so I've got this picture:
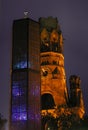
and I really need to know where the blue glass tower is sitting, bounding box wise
[10,18,41,130]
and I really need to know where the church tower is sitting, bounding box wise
[39,17,68,111]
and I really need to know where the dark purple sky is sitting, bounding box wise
[0,0,88,126]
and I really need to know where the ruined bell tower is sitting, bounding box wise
[39,17,68,110]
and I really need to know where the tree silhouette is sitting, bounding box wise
[0,113,7,129]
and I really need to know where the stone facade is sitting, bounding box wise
[40,17,68,110]
[40,17,85,119]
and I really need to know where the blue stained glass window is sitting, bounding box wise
[12,105,26,113]
[12,104,27,121]
[12,87,26,96]
[12,88,20,96]
[12,82,19,88]
[11,71,27,121]
[12,112,27,121]
[14,61,27,69]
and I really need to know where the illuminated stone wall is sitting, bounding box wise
[69,75,85,118]
[41,52,67,107]
[40,17,68,110]
[40,17,85,120]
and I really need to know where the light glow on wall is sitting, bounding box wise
[12,112,27,121]
[14,61,27,69]
[11,72,27,121]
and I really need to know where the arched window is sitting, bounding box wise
[41,94,55,110]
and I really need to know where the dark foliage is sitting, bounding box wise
[0,113,7,129]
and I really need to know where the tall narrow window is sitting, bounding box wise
[11,71,27,121]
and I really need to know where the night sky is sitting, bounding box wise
[0,0,88,129]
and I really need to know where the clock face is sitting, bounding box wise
[50,30,59,43]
